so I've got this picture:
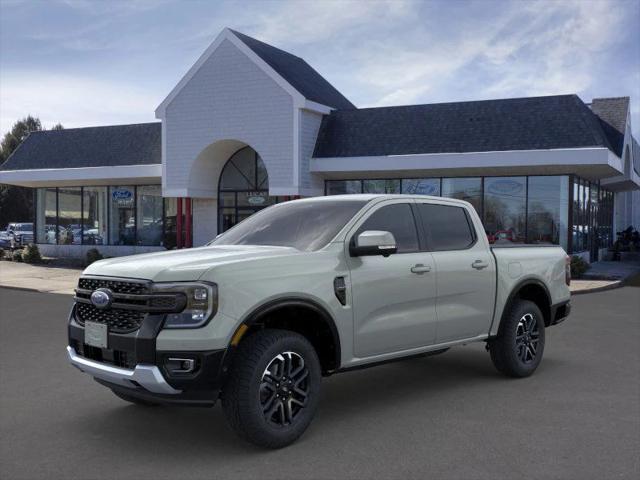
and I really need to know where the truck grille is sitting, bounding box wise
[74,276,186,334]
[78,277,149,295]
[75,303,145,333]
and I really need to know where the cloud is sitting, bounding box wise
[248,0,412,46]
[0,72,158,132]
[343,0,628,108]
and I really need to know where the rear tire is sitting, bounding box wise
[489,299,545,378]
[222,329,322,448]
[112,390,160,406]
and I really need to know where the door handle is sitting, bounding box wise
[411,264,431,274]
[472,260,489,270]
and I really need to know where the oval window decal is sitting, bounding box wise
[111,189,133,200]
[247,195,266,205]
[488,180,523,195]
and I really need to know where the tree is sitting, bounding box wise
[0,116,63,228]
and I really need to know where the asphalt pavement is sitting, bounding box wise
[1,286,638,480]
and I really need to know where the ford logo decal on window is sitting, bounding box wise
[90,288,113,309]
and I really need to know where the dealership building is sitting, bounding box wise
[1,28,638,262]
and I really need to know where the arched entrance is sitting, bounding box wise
[218,146,284,232]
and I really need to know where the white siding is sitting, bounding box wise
[163,39,294,196]
[298,109,325,195]
[192,198,218,246]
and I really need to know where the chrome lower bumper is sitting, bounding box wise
[66,346,181,395]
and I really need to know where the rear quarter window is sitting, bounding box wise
[417,203,475,251]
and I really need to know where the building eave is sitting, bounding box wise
[0,164,162,188]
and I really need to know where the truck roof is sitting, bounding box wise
[295,194,471,207]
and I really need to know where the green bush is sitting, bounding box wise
[0,249,5,260]
[12,250,23,262]
[570,255,590,277]
[86,248,103,266]
[21,244,42,264]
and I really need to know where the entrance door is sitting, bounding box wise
[218,147,283,232]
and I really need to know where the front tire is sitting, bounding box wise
[222,329,321,448]
[489,299,545,378]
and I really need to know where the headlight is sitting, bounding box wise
[152,282,218,328]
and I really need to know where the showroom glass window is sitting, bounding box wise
[57,187,82,245]
[326,180,362,195]
[36,188,57,244]
[441,178,482,216]
[362,179,401,194]
[136,185,163,246]
[401,178,441,196]
[526,176,569,249]
[82,187,107,245]
[109,186,136,245]
[163,197,177,250]
[483,177,526,244]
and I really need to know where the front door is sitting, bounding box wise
[346,201,438,358]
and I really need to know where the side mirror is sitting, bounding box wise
[350,230,398,257]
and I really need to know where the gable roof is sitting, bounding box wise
[0,123,161,171]
[590,97,629,157]
[313,94,616,158]
[156,28,355,116]
[229,30,355,111]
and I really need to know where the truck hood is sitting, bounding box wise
[82,245,299,282]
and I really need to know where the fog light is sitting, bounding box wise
[191,310,205,322]
[166,357,196,374]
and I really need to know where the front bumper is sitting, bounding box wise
[67,305,229,406]
[550,300,571,326]
[67,346,180,394]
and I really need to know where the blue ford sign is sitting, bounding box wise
[90,288,113,309]
[111,189,133,200]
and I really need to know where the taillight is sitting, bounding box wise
[565,255,571,286]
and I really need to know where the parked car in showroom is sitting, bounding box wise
[3,222,34,249]
[67,195,571,448]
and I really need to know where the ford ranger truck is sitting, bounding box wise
[67,195,571,448]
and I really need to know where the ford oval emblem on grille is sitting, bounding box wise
[90,288,113,309]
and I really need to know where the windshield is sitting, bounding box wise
[211,200,367,251]
[13,224,33,231]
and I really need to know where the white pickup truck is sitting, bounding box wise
[67,195,571,448]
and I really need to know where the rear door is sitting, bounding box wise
[346,200,438,357]
[415,201,496,342]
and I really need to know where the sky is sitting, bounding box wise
[1,0,639,138]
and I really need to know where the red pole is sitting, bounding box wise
[176,197,183,249]
[185,198,192,248]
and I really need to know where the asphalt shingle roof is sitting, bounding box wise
[590,97,629,157]
[0,123,161,171]
[230,29,355,111]
[313,94,616,158]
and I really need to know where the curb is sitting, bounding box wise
[0,285,74,295]
[570,280,623,295]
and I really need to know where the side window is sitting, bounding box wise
[418,203,475,251]
[356,203,419,253]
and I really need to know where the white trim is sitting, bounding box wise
[302,99,333,114]
[269,187,302,196]
[161,120,167,191]
[293,107,300,187]
[311,147,621,174]
[156,29,307,118]
[0,164,162,188]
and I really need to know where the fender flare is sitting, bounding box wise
[230,296,342,371]
[499,278,553,330]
